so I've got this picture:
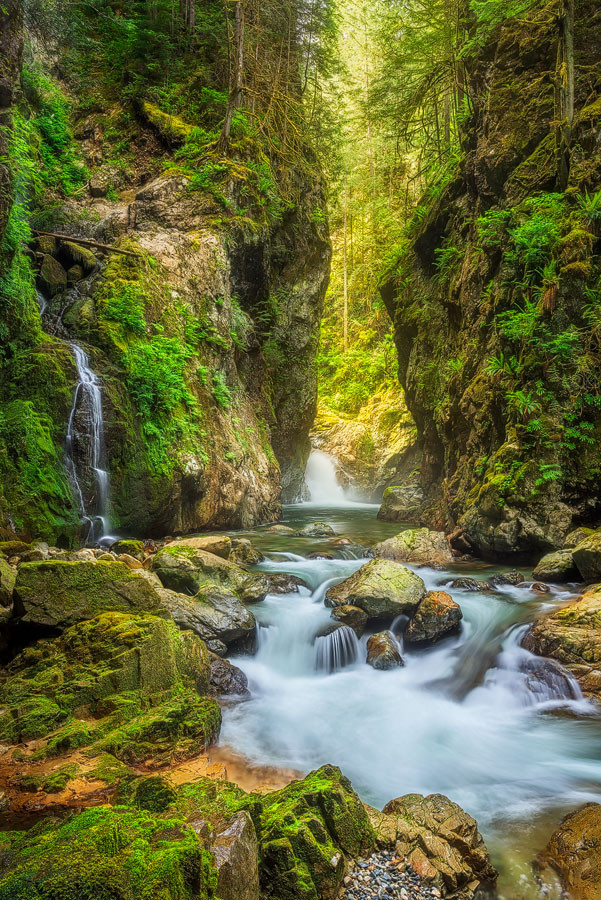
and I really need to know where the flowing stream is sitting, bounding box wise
[66,342,113,545]
[221,462,601,898]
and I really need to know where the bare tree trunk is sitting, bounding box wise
[220,1,245,150]
[343,182,349,352]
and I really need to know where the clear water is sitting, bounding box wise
[223,500,601,898]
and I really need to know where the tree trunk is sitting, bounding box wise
[343,183,349,352]
[220,1,245,150]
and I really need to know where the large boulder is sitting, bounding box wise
[159,584,256,652]
[325,559,426,621]
[0,612,220,759]
[167,535,232,559]
[573,533,601,581]
[366,631,403,669]
[522,590,601,697]
[211,811,259,900]
[371,793,497,898]
[298,522,336,537]
[208,654,250,696]
[257,765,375,900]
[536,803,601,900]
[564,527,597,549]
[0,805,217,900]
[152,546,268,602]
[405,591,462,644]
[370,528,453,567]
[377,484,424,523]
[532,549,579,582]
[13,560,163,629]
[0,557,15,607]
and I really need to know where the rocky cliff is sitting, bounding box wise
[0,21,330,544]
[382,0,601,559]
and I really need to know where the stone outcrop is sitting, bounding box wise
[370,793,497,898]
[532,549,579,582]
[158,584,256,654]
[405,591,462,644]
[151,545,268,603]
[378,484,425,524]
[536,803,601,900]
[380,1,601,558]
[522,590,601,697]
[370,528,453,567]
[325,559,426,621]
[572,533,601,582]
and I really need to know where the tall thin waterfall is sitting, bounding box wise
[305,450,345,503]
[66,342,112,544]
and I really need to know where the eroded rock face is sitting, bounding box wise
[366,631,403,669]
[211,811,259,900]
[532,549,579,582]
[522,590,601,697]
[405,591,462,644]
[370,793,497,898]
[13,560,163,629]
[370,529,453,568]
[378,484,425,524]
[325,559,426,621]
[536,803,601,900]
[0,557,15,607]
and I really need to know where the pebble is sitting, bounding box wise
[340,852,440,900]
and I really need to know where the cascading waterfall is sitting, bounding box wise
[315,625,360,673]
[305,449,346,503]
[66,342,113,544]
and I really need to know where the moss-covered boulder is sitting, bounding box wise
[370,793,497,896]
[13,560,163,629]
[0,612,219,758]
[152,546,269,603]
[111,539,145,561]
[563,528,596,549]
[573,533,601,581]
[0,541,31,556]
[370,528,453,567]
[536,803,601,900]
[325,560,426,621]
[405,591,462,645]
[168,535,232,559]
[257,765,375,900]
[0,557,15,607]
[0,805,218,900]
[377,485,425,524]
[39,253,67,296]
[158,584,256,653]
[62,240,97,273]
[522,590,601,697]
[532,549,579,582]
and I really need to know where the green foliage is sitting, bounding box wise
[105,282,148,335]
[124,335,194,417]
[318,325,398,415]
[211,371,233,410]
[578,189,601,232]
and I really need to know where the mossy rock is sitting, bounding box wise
[139,100,193,145]
[0,805,218,900]
[370,528,453,566]
[325,559,426,621]
[532,550,579,582]
[39,253,67,296]
[67,264,84,283]
[0,541,31,556]
[62,240,97,273]
[112,539,145,561]
[0,612,213,749]
[13,560,163,629]
[573,534,601,582]
[152,547,268,603]
[0,557,15,607]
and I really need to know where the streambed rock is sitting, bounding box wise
[447,577,490,592]
[366,631,403,669]
[298,521,336,537]
[377,484,425,523]
[370,528,453,568]
[265,573,310,594]
[573,533,601,582]
[369,793,497,897]
[152,546,268,602]
[0,557,15,607]
[158,585,256,652]
[208,654,250,696]
[325,559,426,620]
[330,604,368,637]
[166,535,232,559]
[13,560,163,629]
[532,549,579,582]
[405,591,462,644]
[522,590,601,697]
[536,802,601,900]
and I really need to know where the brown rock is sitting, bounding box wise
[265,573,310,594]
[166,535,232,560]
[405,591,462,644]
[366,631,403,670]
[330,604,368,637]
[208,653,250,696]
[536,803,601,900]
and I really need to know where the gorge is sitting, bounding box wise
[2,0,601,898]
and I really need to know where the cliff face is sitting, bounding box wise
[0,32,330,544]
[382,0,601,559]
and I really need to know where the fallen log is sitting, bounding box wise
[32,230,142,258]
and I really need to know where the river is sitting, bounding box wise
[219,471,601,898]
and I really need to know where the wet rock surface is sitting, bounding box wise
[366,631,403,670]
[405,592,462,645]
[532,549,578,582]
[325,559,426,620]
[536,802,601,900]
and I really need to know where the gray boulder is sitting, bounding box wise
[532,550,579,582]
[370,528,453,567]
[158,584,255,651]
[152,546,268,602]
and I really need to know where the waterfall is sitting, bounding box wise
[305,450,345,503]
[35,289,48,316]
[66,342,113,544]
[314,625,360,673]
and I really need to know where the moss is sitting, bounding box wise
[42,763,78,793]
[0,541,31,555]
[39,254,67,296]
[0,805,218,900]
[86,752,133,785]
[62,241,97,273]
[131,776,177,813]
[139,100,193,146]
[111,540,144,559]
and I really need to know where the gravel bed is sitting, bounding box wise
[340,851,442,900]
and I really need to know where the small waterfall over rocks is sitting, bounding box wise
[66,342,113,544]
[315,625,360,673]
[305,450,346,503]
